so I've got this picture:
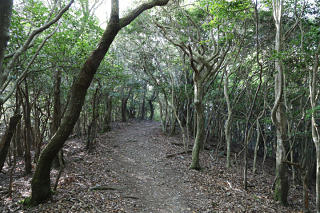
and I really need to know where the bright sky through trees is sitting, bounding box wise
[96,0,133,27]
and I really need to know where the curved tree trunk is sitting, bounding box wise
[30,0,169,205]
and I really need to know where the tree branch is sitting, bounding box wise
[119,0,169,29]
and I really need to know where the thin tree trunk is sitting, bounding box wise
[103,92,112,132]
[310,47,319,213]
[253,120,260,174]
[14,90,23,157]
[169,73,187,152]
[190,77,204,170]
[22,82,32,174]
[52,69,64,169]
[224,69,232,168]
[140,86,146,120]
[87,86,99,151]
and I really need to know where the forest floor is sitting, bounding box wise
[0,120,316,212]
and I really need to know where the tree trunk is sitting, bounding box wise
[33,100,42,163]
[224,69,232,168]
[30,0,169,205]
[51,69,64,169]
[121,88,131,122]
[86,86,99,151]
[0,114,21,172]
[121,98,128,122]
[274,103,289,204]
[253,120,260,174]
[149,98,154,120]
[14,90,23,157]
[22,82,33,174]
[271,0,288,205]
[103,92,112,132]
[158,97,168,132]
[310,48,319,213]
[190,77,204,170]
[0,0,13,88]
[148,90,156,120]
[140,87,146,120]
[31,9,121,205]
[14,116,23,157]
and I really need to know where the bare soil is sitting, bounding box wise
[0,120,315,212]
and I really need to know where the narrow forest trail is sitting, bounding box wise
[106,121,193,212]
[1,120,315,212]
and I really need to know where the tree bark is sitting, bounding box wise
[0,114,21,172]
[103,92,112,132]
[0,0,13,87]
[310,47,319,213]
[271,0,289,205]
[14,90,23,157]
[22,81,33,174]
[190,76,204,170]
[121,98,128,122]
[253,120,260,174]
[148,91,156,120]
[140,86,146,120]
[51,69,64,169]
[30,0,169,205]
[224,69,232,168]
[86,86,99,151]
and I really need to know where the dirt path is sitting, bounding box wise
[1,120,314,212]
[106,121,192,212]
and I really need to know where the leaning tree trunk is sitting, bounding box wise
[0,114,21,172]
[30,18,120,206]
[30,0,169,205]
